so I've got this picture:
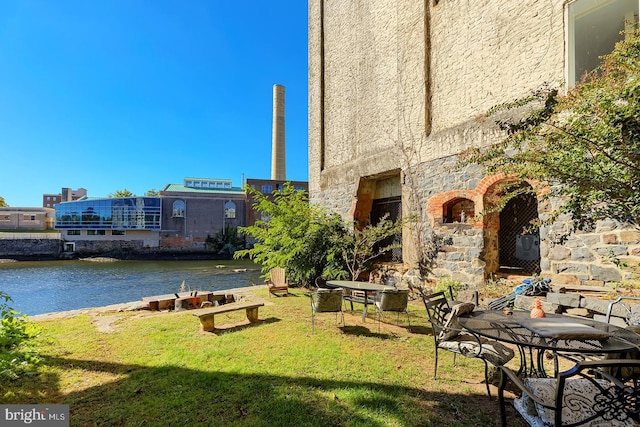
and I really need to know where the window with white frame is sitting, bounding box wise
[172,200,185,217]
[224,201,236,219]
[568,0,639,86]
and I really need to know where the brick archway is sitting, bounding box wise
[426,174,546,278]
[426,189,481,227]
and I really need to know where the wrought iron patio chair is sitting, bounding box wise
[605,296,640,326]
[557,296,640,369]
[310,288,345,334]
[314,277,329,289]
[420,289,515,398]
[374,288,411,333]
[499,358,640,426]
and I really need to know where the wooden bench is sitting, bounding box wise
[193,301,265,332]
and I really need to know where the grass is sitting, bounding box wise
[1,287,526,426]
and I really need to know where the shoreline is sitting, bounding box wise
[0,252,238,263]
[28,284,267,321]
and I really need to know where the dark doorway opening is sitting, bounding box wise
[498,189,540,274]
[370,196,402,262]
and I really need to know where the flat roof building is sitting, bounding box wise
[0,207,55,231]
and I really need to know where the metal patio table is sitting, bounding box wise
[458,309,640,377]
[325,280,394,321]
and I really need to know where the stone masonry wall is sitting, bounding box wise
[540,212,640,284]
[0,239,62,258]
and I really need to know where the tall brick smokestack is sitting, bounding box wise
[271,84,286,180]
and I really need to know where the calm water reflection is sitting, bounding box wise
[0,259,264,316]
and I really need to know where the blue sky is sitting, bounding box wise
[0,1,308,207]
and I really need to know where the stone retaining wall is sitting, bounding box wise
[0,239,62,258]
[514,293,640,328]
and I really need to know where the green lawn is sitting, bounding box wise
[2,288,524,426]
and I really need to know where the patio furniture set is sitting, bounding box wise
[419,288,640,426]
[233,266,640,424]
[310,279,411,334]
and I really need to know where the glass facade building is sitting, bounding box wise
[55,197,162,230]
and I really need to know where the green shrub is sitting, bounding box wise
[0,292,41,379]
[433,276,461,299]
[236,183,403,286]
[205,225,245,257]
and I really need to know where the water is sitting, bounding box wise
[0,259,264,316]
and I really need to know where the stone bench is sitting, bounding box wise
[193,301,265,332]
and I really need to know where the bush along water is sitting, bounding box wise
[0,291,41,379]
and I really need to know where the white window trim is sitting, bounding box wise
[566,0,640,88]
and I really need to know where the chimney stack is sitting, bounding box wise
[271,84,286,180]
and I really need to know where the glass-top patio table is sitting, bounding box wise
[325,280,394,321]
[458,310,640,377]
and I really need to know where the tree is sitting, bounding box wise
[332,214,404,281]
[235,183,346,286]
[0,196,7,207]
[461,30,640,231]
[144,189,159,196]
[235,183,402,286]
[205,225,245,258]
[108,189,135,198]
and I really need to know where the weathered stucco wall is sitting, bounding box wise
[309,0,565,193]
[429,0,565,133]
[309,0,427,203]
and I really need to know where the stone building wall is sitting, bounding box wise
[309,0,564,196]
[71,239,145,255]
[541,212,640,284]
[308,0,640,287]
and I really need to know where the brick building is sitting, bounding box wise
[159,178,246,249]
[43,187,87,208]
[0,207,55,230]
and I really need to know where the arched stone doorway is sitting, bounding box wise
[497,185,541,274]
